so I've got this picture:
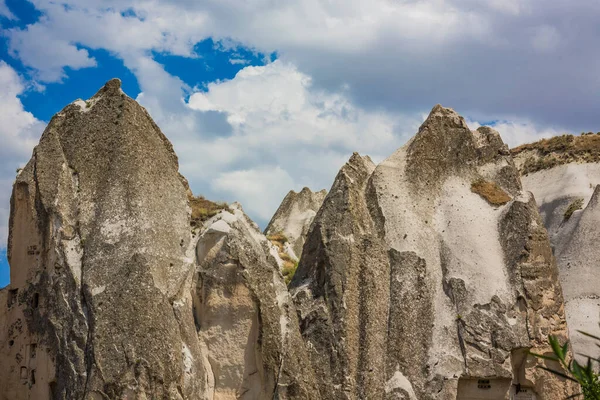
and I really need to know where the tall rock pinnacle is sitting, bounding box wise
[1,78,205,398]
[0,79,317,399]
[290,105,574,399]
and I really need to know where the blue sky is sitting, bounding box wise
[2,0,600,287]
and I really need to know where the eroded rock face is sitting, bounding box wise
[0,80,578,400]
[0,79,323,400]
[0,79,206,399]
[193,204,320,399]
[513,153,600,361]
[265,187,327,258]
[290,105,574,399]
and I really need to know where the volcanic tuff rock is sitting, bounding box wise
[290,105,574,399]
[513,147,600,361]
[193,203,320,399]
[265,187,327,259]
[0,79,315,400]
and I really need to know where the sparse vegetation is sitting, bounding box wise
[531,333,600,399]
[282,260,299,285]
[564,198,585,220]
[189,195,229,227]
[267,232,289,246]
[85,100,92,108]
[513,134,600,174]
[471,179,511,205]
[266,232,299,284]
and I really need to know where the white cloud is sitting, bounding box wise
[133,61,420,225]
[212,167,295,222]
[7,22,97,82]
[0,62,45,248]
[490,120,562,147]
[0,0,15,19]
[7,0,600,131]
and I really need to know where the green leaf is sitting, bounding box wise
[549,335,566,361]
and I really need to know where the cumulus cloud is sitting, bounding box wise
[144,61,420,225]
[0,62,45,247]
[212,167,296,222]
[7,0,600,130]
[2,0,595,226]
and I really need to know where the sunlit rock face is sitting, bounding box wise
[0,79,577,400]
[290,105,575,400]
[193,203,319,399]
[0,79,317,400]
[265,187,327,258]
[514,143,600,363]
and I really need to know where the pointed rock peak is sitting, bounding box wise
[346,152,375,173]
[420,104,468,131]
[96,78,122,96]
[295,186,327,198]
[406,106,477,190]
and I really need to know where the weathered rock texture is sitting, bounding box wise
[0,80,315,400]
[513,149,600,361]
[291,105,574,399]
[265,187,327,259]
[193,204,319,399]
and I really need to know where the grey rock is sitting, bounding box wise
[0,79,316,400]
[265,187,327,258]
[516,159,600,361]
[193,204,320,399]
[291,105,574,399]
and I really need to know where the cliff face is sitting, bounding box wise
[0,78,200,399]
[193,203,319,399]
[290,106,573,399]
[514,143,600,361]
[0,80,315,400]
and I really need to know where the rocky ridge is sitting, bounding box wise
[0,80,578,400]
[290,105,573,399]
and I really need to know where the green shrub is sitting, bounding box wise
[531,334,600,399]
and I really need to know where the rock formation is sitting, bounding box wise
[265,187,327,259]
[0,78,578,399]
[0,79,315,400]
[193,203,319,399]
[513,139,600,361]
[290,105,574,399]
[264,187,326,284]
